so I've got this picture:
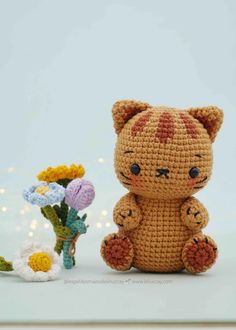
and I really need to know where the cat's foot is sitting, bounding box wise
[101,233,133,271]
[182,234,218,273]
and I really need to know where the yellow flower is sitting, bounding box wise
[37,164,85,183]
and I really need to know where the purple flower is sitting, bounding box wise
[65,179,95,211]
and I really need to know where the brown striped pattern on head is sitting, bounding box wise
[131,111,153,137]
[155,111,175,143]
[179,112,198,139]
[129,109,199,142]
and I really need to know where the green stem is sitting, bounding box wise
[0,257,13,272]
[42,205,61,228]
[60,199,69,226]
[66,208,78,228]
[42,205,62,255]
[54,240,63,255]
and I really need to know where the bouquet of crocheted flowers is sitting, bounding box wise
[23,164,95,269]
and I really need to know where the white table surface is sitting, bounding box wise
[0,230,236,325]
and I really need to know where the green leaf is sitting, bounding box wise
[56,179,71,188]
[0,257,13,271]
[41,207,48,219]
[81,213,87,222]
[60,200,69,226]
[53,204,62,219]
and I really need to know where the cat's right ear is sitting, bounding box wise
[112,100,150,134]
[188,106,224,142]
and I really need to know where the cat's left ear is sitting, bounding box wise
[187,106,224,142]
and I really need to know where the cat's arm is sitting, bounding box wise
[113,192,142,232]
[180,196,209,231]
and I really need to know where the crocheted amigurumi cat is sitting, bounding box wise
[101,100,223,273]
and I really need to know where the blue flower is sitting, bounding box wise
[23,182,65,208]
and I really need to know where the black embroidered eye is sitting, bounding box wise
[189,167,200,178]
[130,163,141,175]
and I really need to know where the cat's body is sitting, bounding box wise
[128,196,192,272]
[101,100,223,273]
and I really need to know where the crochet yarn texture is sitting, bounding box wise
[63,179,95,269]
[101,100,223,273]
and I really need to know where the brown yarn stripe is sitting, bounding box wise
[131,111,153,137]
[179,112,198,139]
[155,111,174,143]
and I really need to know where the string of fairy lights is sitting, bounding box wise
[0,160,113,238]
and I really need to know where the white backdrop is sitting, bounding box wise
[0,0,235,266]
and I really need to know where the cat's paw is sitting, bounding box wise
[114,205,142,231]
[181,198,209,231]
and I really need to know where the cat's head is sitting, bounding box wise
[113,100,223,199]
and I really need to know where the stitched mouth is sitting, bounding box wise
[156,173,169,179]
[120,171,131,180]
[196,176,208,184]
[156,169,170,179]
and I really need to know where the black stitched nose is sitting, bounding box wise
[156,168,169,178]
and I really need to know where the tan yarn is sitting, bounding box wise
[101,100,223,273]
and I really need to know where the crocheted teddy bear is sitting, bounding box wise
[101,100,223,273]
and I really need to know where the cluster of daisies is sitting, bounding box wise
[0,164,95,282]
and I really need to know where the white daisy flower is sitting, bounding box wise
[13,241,61,282]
